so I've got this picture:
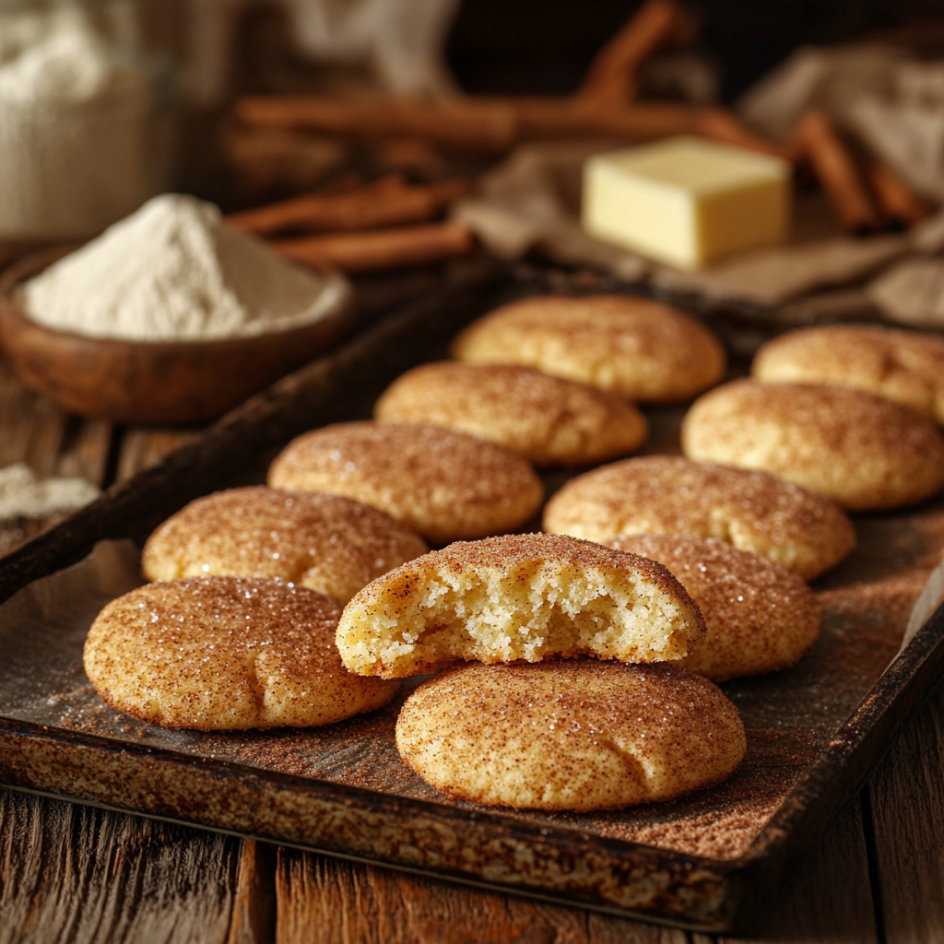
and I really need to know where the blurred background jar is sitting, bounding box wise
[0,0,176,242]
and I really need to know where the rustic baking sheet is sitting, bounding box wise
[1,261,944,932]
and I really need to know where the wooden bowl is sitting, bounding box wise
[0,247,355,426]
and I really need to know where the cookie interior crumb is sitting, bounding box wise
[337,535,705,678]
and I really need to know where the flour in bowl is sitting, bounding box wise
[16,194,350,341]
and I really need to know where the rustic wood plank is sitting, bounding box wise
[0,788,243,944]
[274,849,684,944]
[56,416,113,484]
[713,795,877,943]
[0,358,39,468]
[865,681,944,944]
[116,429,202,484]
[227,841,277,944]
[19,397,67,478]
[0,360,112,558]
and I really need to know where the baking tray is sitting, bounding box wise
[2,259,944,933]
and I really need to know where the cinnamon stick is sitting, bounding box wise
[696,108,800,163]
[795,111,880,235]
[864,158,929,230]
[236,97,519,152]
[311,171,368,197]
[512,97,703,140]
[576,0,698,105]
[371,137,448,177]
[222,123,348,193]
[234,95,705,152]
[269,222,476,272]
[227,177,470,237]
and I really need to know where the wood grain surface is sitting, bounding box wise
[868,681,944,944]
[0,742,912,944]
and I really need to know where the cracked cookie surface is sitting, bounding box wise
[142,486,427,604]
[450,294,726,403]
[607,534,821,681]
[543,455,855,580]
[84,576,398,730]
[682,379,944,511]
[396,660,746,810]
[374,362,647,467]
[268,421,544,543]
[752,324,944,423]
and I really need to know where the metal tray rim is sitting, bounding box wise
[2,261,943,932]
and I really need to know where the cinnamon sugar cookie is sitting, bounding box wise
[682,379,944,511]
[607,534,820,681]
[450,294,726,403]
[336,533,705,679]
[374,362,648,466]
[543,455,854,580]
[84,576,399,730]
[396,661,746,811]
[753,324,944,423]
[142,487,427,604]
[268,421,543,543]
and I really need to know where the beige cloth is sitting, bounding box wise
[738,45,944,201]
[651,235,909,307]
[451,141,651,283]
[453,141,918,307]
[453,45,944,312]
[868,258,944,327]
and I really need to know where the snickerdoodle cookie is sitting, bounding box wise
[267,421,543,543]
[84,576,399,730]
[396,661,746,811]
[543,455,854,580]
[682,379,944,511]
[607,534,820,681]
[374,362,648,466]
[335,533,705,679]
[752,324,944,423]
[450,294,726,402]
[141,486,428,604]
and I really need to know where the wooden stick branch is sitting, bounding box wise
[269,222,476,272]
[696,108,799,163]
[576,0,698,105]
[796,111,881,235]
[227,177,470,237]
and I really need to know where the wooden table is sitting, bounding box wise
[1,351,943,944]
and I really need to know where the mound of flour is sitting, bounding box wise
[17,194,349,341]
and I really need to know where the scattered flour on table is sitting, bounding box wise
[16,194,349,341]
[0,463,100,521]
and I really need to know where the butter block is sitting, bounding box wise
[582,137,791,269]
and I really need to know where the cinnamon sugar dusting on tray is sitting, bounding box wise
[25,468,944,863]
